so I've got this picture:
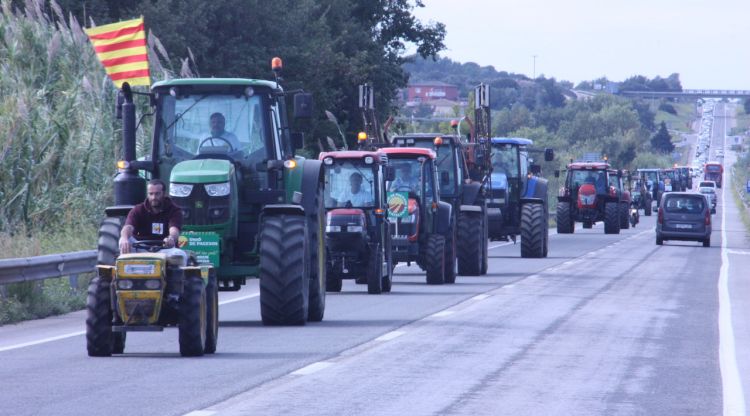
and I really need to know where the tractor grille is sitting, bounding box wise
[123,299,157,324]
[173,185,230,225]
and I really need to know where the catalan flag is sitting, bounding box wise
[85,17,150,88]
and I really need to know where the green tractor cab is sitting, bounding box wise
[88,60,327,358]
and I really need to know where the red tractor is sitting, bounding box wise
[319,150,394,294]
[556,161,624,234]
[378,147,454,285]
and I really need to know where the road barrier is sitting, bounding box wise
[0,250,96,288]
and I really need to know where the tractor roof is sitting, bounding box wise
[568,162,610,170]
[378,147,436,159]
[318,150,382,162]
[152,78,278,90]
[395,134,460,141]
[705,161,723,166]
[491,137,533,146]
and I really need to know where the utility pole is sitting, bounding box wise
[532,55,537,79]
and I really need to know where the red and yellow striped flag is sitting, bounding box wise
[85,17,150,88]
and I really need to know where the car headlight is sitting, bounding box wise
[170,183,193,197]
[117,279,134,290]
[347,225,363,232]
[326,225,341,232]
[144,279,161,290]
[205,182,230,197]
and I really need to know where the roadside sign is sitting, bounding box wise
[179,231,221,266]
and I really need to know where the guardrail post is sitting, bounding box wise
[68,274,79,290]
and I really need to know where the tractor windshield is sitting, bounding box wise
[491,144,520,178]
[324,160,375,209]
[158,94,270,163]
[387,158,430,199]
[570,169,608,194]
[413,141,457,196]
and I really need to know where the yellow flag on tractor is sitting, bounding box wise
[85,17,151,88]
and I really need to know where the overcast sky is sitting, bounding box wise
[413,0,749,89]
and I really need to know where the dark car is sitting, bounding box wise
[656,192,712,247]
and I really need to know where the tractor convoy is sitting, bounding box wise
[87,66,665,358]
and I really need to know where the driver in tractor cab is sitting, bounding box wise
[334,172,373,207]
[208,112,240,150]
[118,179,184,257]
[389,164,418,194]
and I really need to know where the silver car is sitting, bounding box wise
[656,192,712,247]
[699,187,717,214]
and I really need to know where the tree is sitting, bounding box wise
[651,121,674,153]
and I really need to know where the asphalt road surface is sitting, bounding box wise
[0,104,747,416]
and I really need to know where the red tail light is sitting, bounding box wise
[705,209,711,225]
[658,207,664,224]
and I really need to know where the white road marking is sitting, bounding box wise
[182,411,217,416]
[718,106,745,416]
[430,310,455,318]
[218,293,259,306]
[471,294,490,301]
[374,330,406,342]
[0,331,86,353]
[727,249,750,256]
[290,361,333,376]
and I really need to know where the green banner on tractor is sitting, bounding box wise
[178,231,221,266]
[387,192,409,219]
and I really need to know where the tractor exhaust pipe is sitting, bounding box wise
[112,82,146,207]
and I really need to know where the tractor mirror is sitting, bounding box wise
[530,164,541,175]
[385,166,396,182]
[293,93,313,120]
[291,132,304,150]
[441,171,450,185]
[544,148,554,162]
[554,170,560,178]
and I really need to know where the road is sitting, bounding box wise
[0,104,747,416]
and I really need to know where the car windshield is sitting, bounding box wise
[324,160,375,208]
[699,182,715,188]
[664,196,705,213]
[413,140,456,195]
[491,144,519,178]
[158,94,269,161]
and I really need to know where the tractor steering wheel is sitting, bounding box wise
[199,136,235,152]
[132,240,166,253]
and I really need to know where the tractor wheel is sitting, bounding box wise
[424,234,446,285]
[620,202,630,229]
[556,202,574,234]
[259,214,309,326]
[326,275,342,292]
[480,202,489,275]
[178,276,207,357]
[604,202,621,234]
[644,201,652,216]
[112,333,126,355]
[367,244,383,294]
[382,240,393,293]
[542,208,550,258]
[97,217,123,266]
[86,277,114,357]
[444,223,457,284]
[306,184,326,322]
[520,203,545,258]
[203,270,219,354]
[457,212,482,276]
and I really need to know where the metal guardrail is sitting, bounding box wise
[0,250,96,286]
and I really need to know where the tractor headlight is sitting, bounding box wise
[205,182,230,197]
[170,183,193,197]
[144,279,161,290]
[117,279,134,290]
[326,225,341,232]
[347,225,364,232]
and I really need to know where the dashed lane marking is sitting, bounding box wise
[430,310,455,318]
[374,330,406,342]
[290,361,334,376]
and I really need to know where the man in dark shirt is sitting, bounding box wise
[119,179,183,254]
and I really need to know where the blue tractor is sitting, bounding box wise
[487,138,554,258]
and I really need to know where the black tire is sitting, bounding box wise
[86,277,114,357]
[307,185,326,322]
[656,235,663,245]
[259,215,309,326]
[367,244,383,294]
[424,234,445,285]
[703,238,711,247]
[444,223,457,284]
[457,213,482,276]
[382,237,393,293]
[204,270,219,354]
[520,203,545,258]
[97,217,123,266]
[112,332,126,354]
[604,202,621,234]
[556,202,574,234]
[480,204,489,275]
[620,202,630,230]
[542,208,549,258]
[644,201,652,216]
[179,277,207,357]
[326,275,342,292]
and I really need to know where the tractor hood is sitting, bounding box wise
[170,159,234,184]
[490,172,508,190]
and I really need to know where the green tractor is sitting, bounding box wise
[88,58,327,355]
